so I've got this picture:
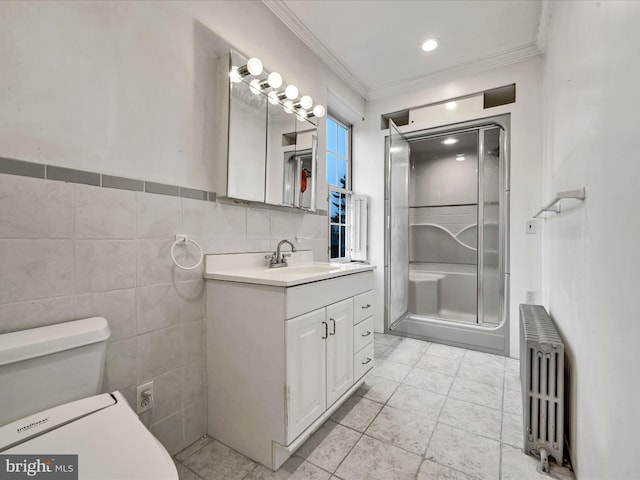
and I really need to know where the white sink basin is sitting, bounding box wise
[205,259,375,287]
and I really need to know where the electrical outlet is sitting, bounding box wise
[136,381,154,414]
[525,220,537,234]
[525,290,536,304]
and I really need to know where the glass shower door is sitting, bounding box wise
[478,127,503,325]
[387,120,410,328]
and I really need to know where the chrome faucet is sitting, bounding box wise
[265,239,297,268]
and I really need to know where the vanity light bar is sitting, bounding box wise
[230,56,325,119]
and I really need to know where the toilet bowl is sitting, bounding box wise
[0,317,178,479]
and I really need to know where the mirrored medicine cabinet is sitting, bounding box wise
[213,48,318,211]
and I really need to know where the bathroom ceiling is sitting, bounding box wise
[264,0,544,99]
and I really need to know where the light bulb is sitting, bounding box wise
[246,57,263,76]
[312,105,325,118]
[421,39,438,52]
[296,110,308,121]
[283,100,294,114]
[268,91,279,105]
[229,67,242,83]
[268,72,283,89]
[285,84,299,100]
[249,79,262,95]
[300,95,313,110]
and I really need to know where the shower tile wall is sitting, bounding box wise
[409,206,477,264]
[410,206,476,234]
[0,172,328,455]
[408,145,478,266]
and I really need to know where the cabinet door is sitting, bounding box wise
[326,298,354,406]
[286,308,327,442]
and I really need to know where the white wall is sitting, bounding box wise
[541,2,640,477]
[353,58,543,358]
[0,0,365,204]
[0,0,361,455]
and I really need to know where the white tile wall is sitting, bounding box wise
[0,296,75,334]
[0,172,328,454]
[75,240,136,293]
[75,289,137,341]
[136,283,181,334]
[0,239,75,302]
[136,239,175,286]
[104,337,138,391]
[136,192,182,239]
[136,325,184,380]
[0,175,73,238]
[75,185,136,239]
[181,198,217,243]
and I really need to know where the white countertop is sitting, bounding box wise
[205,252,375,287]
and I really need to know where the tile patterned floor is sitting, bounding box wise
[174,334,575,480]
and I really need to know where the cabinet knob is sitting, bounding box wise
[361,304,371,309]
[361,357,372,365]
[361,331,371,337]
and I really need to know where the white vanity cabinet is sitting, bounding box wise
[286,298,353,441]
[206,269,373,471]
[353,291,375,381]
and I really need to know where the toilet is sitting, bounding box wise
[0,317,178,479]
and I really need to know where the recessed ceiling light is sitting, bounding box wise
[441,137,458,145]
[455,154,465,162]
[445,101,457,110]
[421,39,438,52]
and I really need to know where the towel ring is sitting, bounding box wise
[170,234,204,270]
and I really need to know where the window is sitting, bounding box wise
[327,116,351,261]
[326,116,349,189]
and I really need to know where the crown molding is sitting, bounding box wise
[264,0,543,103]
[367,43,542,102]
[262,0,369,98]
[537,0,553,53]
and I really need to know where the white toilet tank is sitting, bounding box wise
[0,317,110,426]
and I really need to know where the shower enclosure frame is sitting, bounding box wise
[384,114,511,356]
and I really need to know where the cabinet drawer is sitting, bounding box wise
[353,316,374,353]
[353,290,374,324]
[353,342,374,381]
[287,271,373,319]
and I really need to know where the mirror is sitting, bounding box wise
[227,50,268,202]
[224,50,318,210]
[265,100,295,206]
[266,106,317,210]
[282,119,317,209]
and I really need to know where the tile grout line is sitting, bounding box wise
[71,183,77,313]
[328,342,416,477]
[498,355,509,480]
[349,340,434,478]
[415,345,469,478]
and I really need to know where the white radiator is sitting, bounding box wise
[519,304,565,472]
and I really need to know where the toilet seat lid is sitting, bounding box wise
[1,392,177,480]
